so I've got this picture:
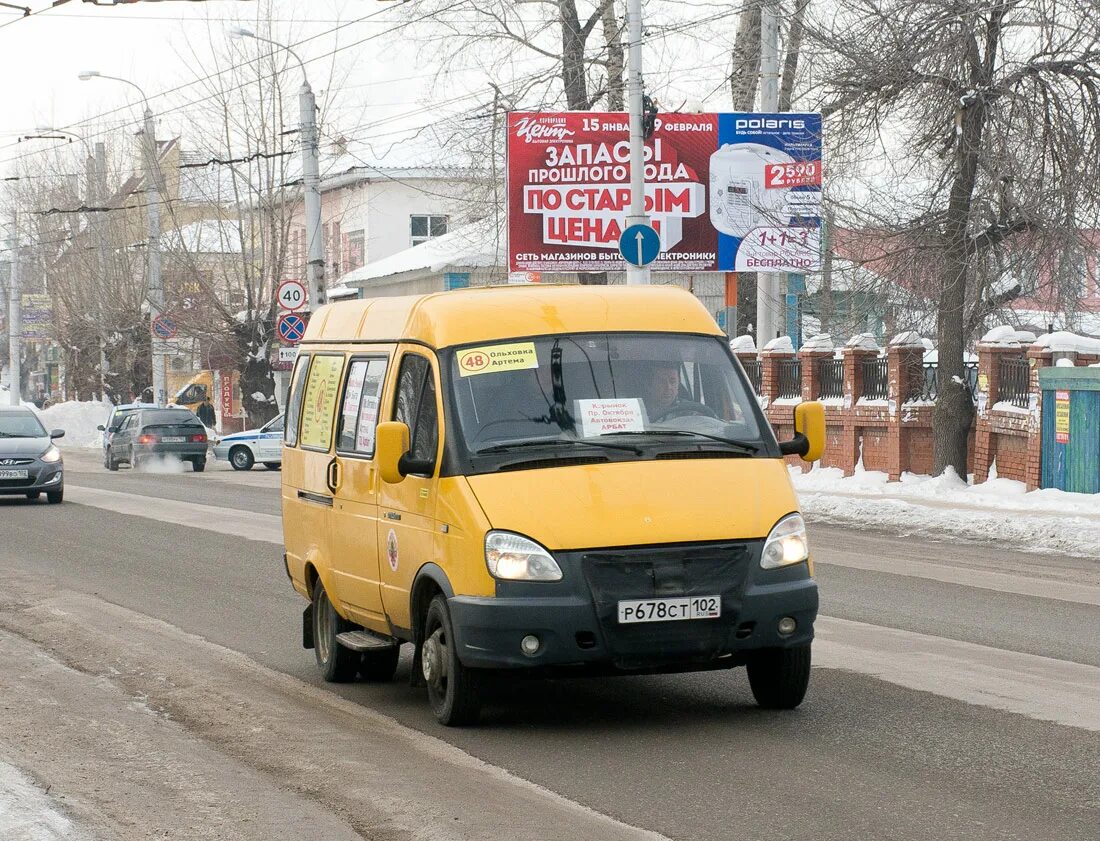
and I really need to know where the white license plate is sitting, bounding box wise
[0,469,29,480]
[161,436,186,443]
[617,595,722,624]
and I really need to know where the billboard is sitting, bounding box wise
[21,294,53,340]
[507,112,821,273]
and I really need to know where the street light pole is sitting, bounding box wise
[7,209,20,406]
[756,0,781,343]
[624,0,649,285]
[78,71,165,405]
[231,28,324,313]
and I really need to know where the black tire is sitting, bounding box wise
[229,446,254,471]
[359,645,401,682]
[746,644,811,710]
[25,492,40,500]
[422,595,482,726]
[192,458,206,473]
[262,462,281,471]
[46,488,64,505]
[130,449,141,471]
[312,580,360,683]
[106,448,119,471]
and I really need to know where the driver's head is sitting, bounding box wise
[643,361,681,414]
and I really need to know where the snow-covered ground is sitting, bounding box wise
[792,464,1100,558]
[30,401,112,449]
[0,760,88,841]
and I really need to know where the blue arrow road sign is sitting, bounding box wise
[618,223,661,267]
[277,313,307,343]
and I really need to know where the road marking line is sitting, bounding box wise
[67,485,282,544]
[815,616,1100,732]
[816,554,1100,607]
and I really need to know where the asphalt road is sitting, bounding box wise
[1,448,1097,841]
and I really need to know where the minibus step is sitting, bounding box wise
[336,630,399,652]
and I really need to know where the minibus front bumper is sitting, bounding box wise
[447,541,818,672]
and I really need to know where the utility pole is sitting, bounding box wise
[624,0,650,285]
[143,108,166,406]
[93,142,110,400]
[300,80,325,311]
[756,0,781,342]
[7,210,20,406]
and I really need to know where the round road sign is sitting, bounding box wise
[277,279,308,312]
[151,314,177,340]
[618,223,661,267]
[277,313,308,344]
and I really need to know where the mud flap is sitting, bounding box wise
[302,604,314,650]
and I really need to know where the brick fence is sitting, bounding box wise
[736,334,1100,489]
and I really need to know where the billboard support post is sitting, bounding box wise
[757,0,782,342]
[625,0,650,285]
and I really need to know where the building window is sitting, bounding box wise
[411,215,447,247]
[346,229,365,271]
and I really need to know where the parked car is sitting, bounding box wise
[0,406,65,504]
[104,407,209,472]
[214,414,284,471]
[98,402,157,467]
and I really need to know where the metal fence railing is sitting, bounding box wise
[997,356,1030,408]
[741,359,763,395]
[817,358,844,399]
[861,357,889,400]
[912,361,979,403]
[776,359,802,399]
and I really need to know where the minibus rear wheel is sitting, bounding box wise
[746,644,811,709]
[312,580,360,682]
[422,595,482,726]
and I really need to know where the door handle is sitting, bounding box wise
[326,458,341,494]
[384,511,401,521]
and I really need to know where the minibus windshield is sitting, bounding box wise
[449,333,764,459]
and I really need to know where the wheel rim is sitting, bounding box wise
[423,623,450,703]
[315,591,332,664]
[232,450,250,468]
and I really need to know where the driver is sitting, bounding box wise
[641,360,683,420]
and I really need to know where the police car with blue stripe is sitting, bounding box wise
[213,414,284,471]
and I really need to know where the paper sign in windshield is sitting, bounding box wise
[577,398,646,437]
[457,342,539,377]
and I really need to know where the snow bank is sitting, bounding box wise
[0,760,89,841]
[792,465,1100,558]
[31,400,112,449]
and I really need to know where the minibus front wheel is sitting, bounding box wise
[422,595,483,726]
[746,643,811,709]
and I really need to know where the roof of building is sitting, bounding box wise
[302,284,723,349]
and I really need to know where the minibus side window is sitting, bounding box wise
[299,355,344,451]
[394,354,438,467]
[335,357,389,456]
[284,354,311,446]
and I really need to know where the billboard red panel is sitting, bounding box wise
[507,112,718,272]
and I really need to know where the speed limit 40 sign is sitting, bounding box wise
[277,279,308,312]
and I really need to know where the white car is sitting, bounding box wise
[213,414,283,471]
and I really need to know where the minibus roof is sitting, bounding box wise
[301,284,724,349]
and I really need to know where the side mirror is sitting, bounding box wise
[779,401,825,462]
[376,421,411,484]
[50,429,65,440]
[97,425,105,432]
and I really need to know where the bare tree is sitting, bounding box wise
[810,0,1100,476]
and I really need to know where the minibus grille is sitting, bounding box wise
[580,542,752,667]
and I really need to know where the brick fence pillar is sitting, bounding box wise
[973,343,1023,484]
[1024,345,1053,490]
[841,346,878,475]
[799,349,834,402]
[886,342,925,481]
[760,349,793,405]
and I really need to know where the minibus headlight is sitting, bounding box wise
[485,531,563,582]
[40,445,62,464]
[760,513,809,569]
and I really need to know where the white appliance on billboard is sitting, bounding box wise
[708,142,795,237]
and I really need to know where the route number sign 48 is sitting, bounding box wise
[277,280,308,312]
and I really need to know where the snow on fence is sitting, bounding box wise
[732,327,1100,489]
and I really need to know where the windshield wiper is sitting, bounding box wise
[474,437,642,455]
[0,433,34,438]
[599,430,759,453]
